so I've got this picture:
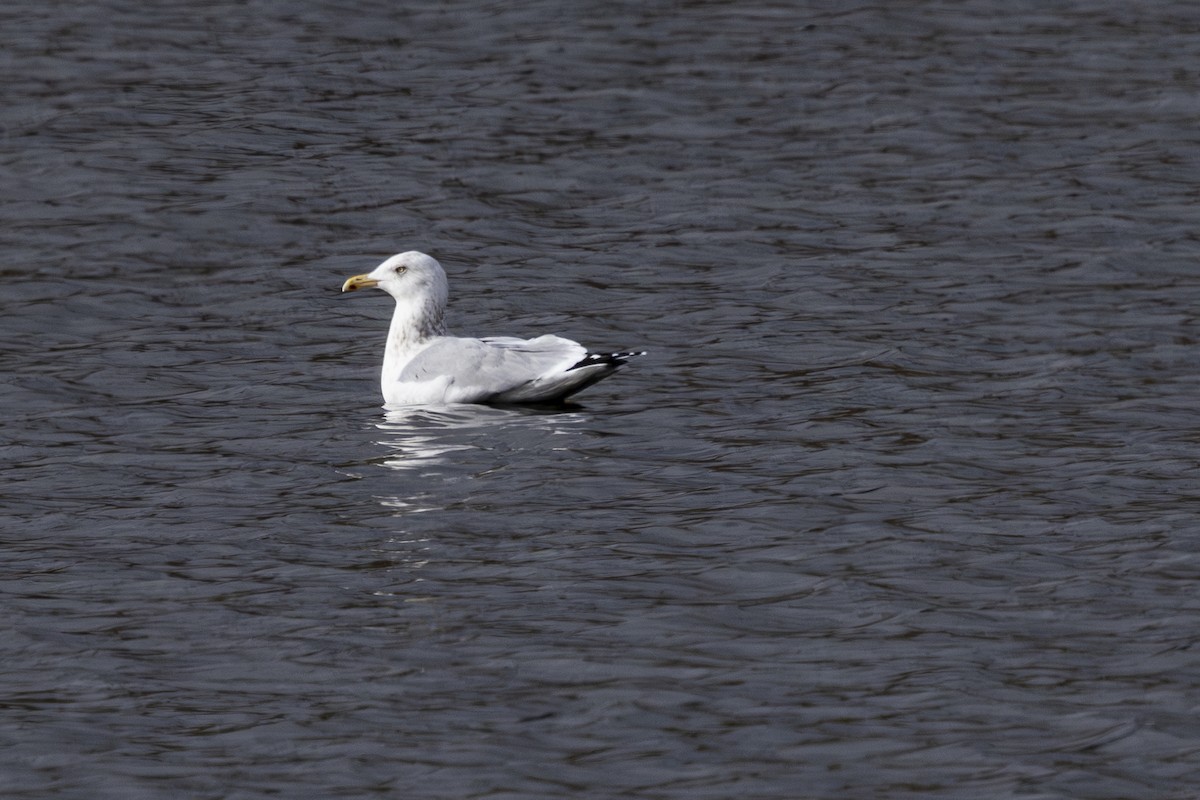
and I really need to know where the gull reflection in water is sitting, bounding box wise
[373,403,589,477]
[362,404,591,602]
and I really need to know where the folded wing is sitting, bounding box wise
[396,335,638,404]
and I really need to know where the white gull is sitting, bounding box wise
[341,251,643,405]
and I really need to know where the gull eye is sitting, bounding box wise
[395,265,407,274]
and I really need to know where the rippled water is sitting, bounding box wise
[4,1,1200,798]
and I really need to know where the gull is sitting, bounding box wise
[341,251,643,405]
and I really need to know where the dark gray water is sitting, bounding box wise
[4,1,1200,797]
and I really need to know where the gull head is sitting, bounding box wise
[341,251,448,305]
[341,251,450,340]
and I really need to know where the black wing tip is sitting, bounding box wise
[568,350,647,371]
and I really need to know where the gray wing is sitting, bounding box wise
[398,334,591,402]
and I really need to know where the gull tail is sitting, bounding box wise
[567,350,647,371]
[489,350,646,405]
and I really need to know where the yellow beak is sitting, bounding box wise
[341,274,379,292]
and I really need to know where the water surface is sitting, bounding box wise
[3,1,1199,798]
